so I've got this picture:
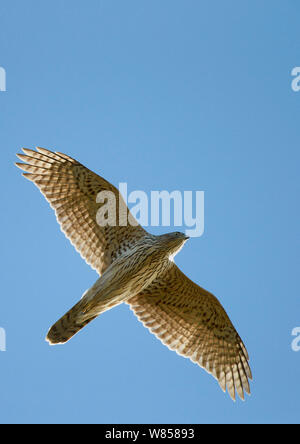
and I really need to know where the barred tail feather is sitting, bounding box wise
[46,300,97,345]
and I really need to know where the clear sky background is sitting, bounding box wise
[0,0,299,424]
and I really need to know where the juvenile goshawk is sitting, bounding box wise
[16,147,252,401]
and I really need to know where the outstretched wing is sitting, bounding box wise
[127,263,252,401]
[16,147,146,274]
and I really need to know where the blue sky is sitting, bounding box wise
[0,0,299,424]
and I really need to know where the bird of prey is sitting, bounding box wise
[16,147,252,401]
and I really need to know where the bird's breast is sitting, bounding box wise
[105,246,171,299]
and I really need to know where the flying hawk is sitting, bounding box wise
[16,147,252,401]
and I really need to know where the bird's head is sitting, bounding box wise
[157,231,189,261]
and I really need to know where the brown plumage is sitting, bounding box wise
[16,147,252,401]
